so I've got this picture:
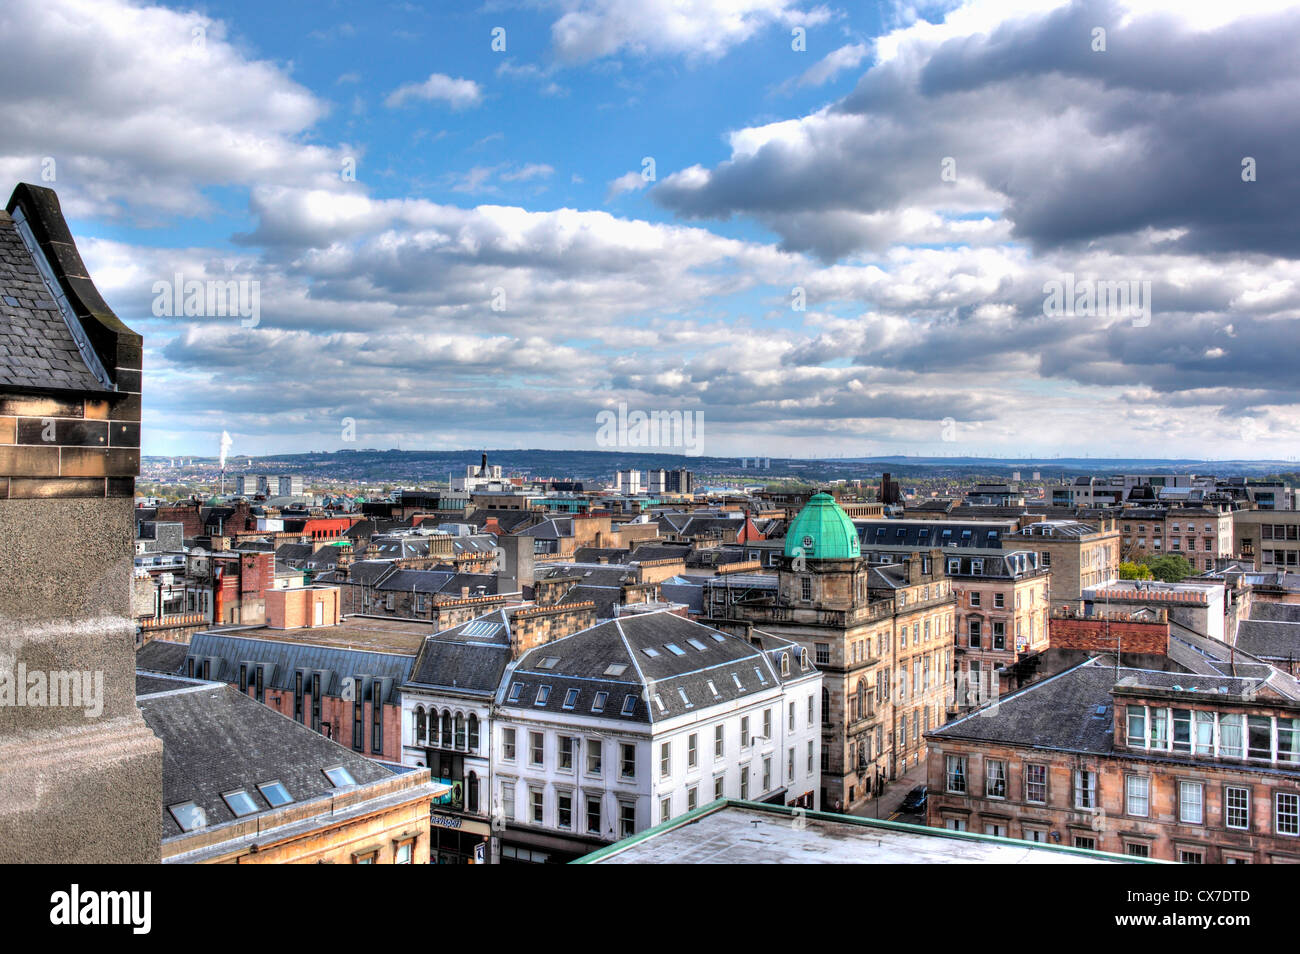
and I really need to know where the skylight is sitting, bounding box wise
[732,673,743,690]
[222,789,260,818]
[538,656,560,670]
[707,680,719,698]
[621,694,637,716]
[508,683,523,703]
[687,638,708,651]
[536,685,551,705]
[258,781,293,808]
[324,766,356,788]
[168,801,206,832]
[592,691,608,713]
[664,643,685,656]
[642,647,660,658]
[563,687,579,709]
[604,663,628,677]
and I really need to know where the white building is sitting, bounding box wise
[492,610,822,863]
[615,469,642,494]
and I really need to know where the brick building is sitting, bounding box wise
[1006,519,1121,609]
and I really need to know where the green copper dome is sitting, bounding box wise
[784,493,861,561]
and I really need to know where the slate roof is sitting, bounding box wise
[501,610,783,725]
[932,657,1296,754]
[136,639,189,675]
[137,674,395,840]
[856,520,1012,550]
[1236,619,1300,662]
[1251,603,1300,625]
[182,631,416,704]
[0,208,104,392]
[406,607,520,694]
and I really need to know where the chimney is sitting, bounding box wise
[461,585,470,599]
[510,602,596,659]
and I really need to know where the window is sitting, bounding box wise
[323,766,356,788]
[1178,849,1204,864]
[1126,842,1151,858]
[808,695,814,724]
[563,688,579,710]
[740,766,750,800]
[559,736,574,771]
[258,781,293,807]
[508,683,523,704]
[168,801,206,832]
[502,727,517,762]
[1277,792,1299,836]
[620,743,636,779]
[660,741,672,778]
[586,798,601,834]
[715,725,725,759]
[530,788,544,824]
[502,782,515,821]
[945,755,967,794]
[395,839,414,864]
[620,802,636,837]
[1226,786,1250,830]
[535,685,551,706]
[1074,770,1097,810]
[1023,827,1046,844]
[468,713,479,752]
[1196,710,1215,755]
[1022,762,1047,803]
[1280,718,1300,763]
[985,760,1007,799]
[1125,775,1150,817]
[714,775,725,800]
[944,818,967,832]
[1221,714,1245,757]
[1179,781,1204,824]
[815,643,830,666]
[660,796,672,824]
[762,756,772,793]
[994,592,1004,609]
[557,792,573,830]
[970,591,980,607]
[530,731,544,767]
[1126,706,1146,746]
[621,694,637,717]
[788,701,796,732]
[592,691,608,713]
[1248,716,1273,761]
[984,822,1007,838]
[687,733,698,768]
[807,740,814,774]
[763,709,772,740]
[741,716,751,748]
[687,786,698,812]
[1073,835,1095,850]
[801,576,813,601]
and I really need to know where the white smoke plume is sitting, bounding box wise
[218,431,233,470]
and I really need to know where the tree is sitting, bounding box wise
[1119,561,1153,580]
[1141,554,1194,583]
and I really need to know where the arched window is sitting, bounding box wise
[857,681,867,719]
[468,713,480,752]
[455,712,466,749]
[441,710,452,747]
[415,706,426,744]
[780,652,790,677]
[468,771,480,813]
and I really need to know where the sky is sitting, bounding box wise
[2,0,1298,461]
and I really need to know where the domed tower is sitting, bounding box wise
[781,492,867,609]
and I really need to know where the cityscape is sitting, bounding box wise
[0,0,1292,923]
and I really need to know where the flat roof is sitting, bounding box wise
[234,616,431,654]
[576,801,1145,865]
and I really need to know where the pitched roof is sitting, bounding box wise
[137,675,397,840]
[0,206,106,393]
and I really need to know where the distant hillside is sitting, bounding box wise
[141,448,1298,485]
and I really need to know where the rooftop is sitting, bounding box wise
[577,801,1139,865]
[225,615,431,655]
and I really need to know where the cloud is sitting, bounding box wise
[385,73,484,109]
[547,0,831,64]
[779,41,870,91]
[605,170,650,201]
[655,0,1300,261]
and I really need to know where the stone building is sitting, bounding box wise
[926,656,1300,862]
[722,492,958,812]
[1007,519,1120,609]
[0,183,161,863]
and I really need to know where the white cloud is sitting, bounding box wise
[385,73,483,109]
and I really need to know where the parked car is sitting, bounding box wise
[900,786,927,814]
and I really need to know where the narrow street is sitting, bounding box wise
[846,761,929,822]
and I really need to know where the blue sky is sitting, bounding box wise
[2,0,1298,462]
